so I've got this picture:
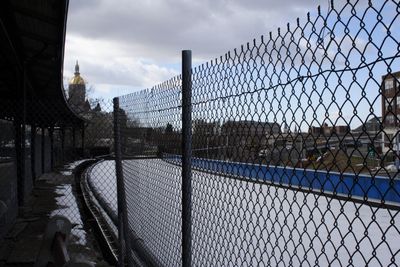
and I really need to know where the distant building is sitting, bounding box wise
[309,124,350,136]
[283,122,289,134]
[350,117,382,155]
[221,120,281,137]
[193,120,220,136]
[68,61,90,113]
[352,117,381,135]
[381,71,400,153]
[220,120,281,161]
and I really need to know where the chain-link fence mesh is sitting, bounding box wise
[117,77,183,265]
[114,0,400,266]
[2,0,400,266]
[0,94,119,262]
[51,99,118,250]
[0,117,18,240]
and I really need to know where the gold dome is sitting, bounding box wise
[69,60,85,85]
[69,75,85,85]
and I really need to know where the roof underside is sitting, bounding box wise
[0,0,83,127]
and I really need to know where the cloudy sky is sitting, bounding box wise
[63,0,333,100]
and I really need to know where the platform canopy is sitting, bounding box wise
[0,0,83,127]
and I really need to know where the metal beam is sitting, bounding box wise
[41,126,45,174]
[49,126,54,170]
[12,5,59,26]
[0,1,24,71]
[0,1,38,100]
[30,125,36,183]
[18,29,58,46]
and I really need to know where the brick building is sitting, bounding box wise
[381,71,400,153]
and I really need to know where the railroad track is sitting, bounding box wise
[80,163,119,263]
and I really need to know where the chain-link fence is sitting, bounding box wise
[116,77,183,266]
[0,94,120,263]
[113,1,400,266]
[50,99,119,252]
[2,0,400,266]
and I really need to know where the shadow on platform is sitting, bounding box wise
[0,164,111,267]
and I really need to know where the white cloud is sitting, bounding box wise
[64,35,178,90]
[94,84,112,94]
[64,0,334,97]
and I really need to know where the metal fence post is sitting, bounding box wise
[181,50,193,267]
[14,119,24,207]
[113,97,132,267]
[81,124,85,157]
[15,63,27,207]
[61,127,65,162]
[72,126,76,158]
[41,126,45,173]
[49,125,54,171]
[30,124,36,183]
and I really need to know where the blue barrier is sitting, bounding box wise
[163,154,400,204]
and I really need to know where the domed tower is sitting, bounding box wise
[68,61,86,112]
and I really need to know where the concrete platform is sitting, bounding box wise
[0,163,113,267]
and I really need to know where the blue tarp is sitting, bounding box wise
[164,154,400,204]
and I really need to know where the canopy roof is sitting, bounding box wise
[0,0,83,127]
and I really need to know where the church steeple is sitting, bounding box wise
[74,60,80,75]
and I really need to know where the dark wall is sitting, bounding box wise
[44,136,51,173]
[33,131,52,177]
[0,123,54,242]
[0,120,18,241]
[0,160,18,241]
[24,154,33,201]
[34,133,42,177]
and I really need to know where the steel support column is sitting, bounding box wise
[14,63,27,207]
[30,124,36,183]
[81,125,85,157]
[72,126,76,158]
[14,120,24,207]
[60,127,65,162]
[49,125,54,170]
[41,126,45,173]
